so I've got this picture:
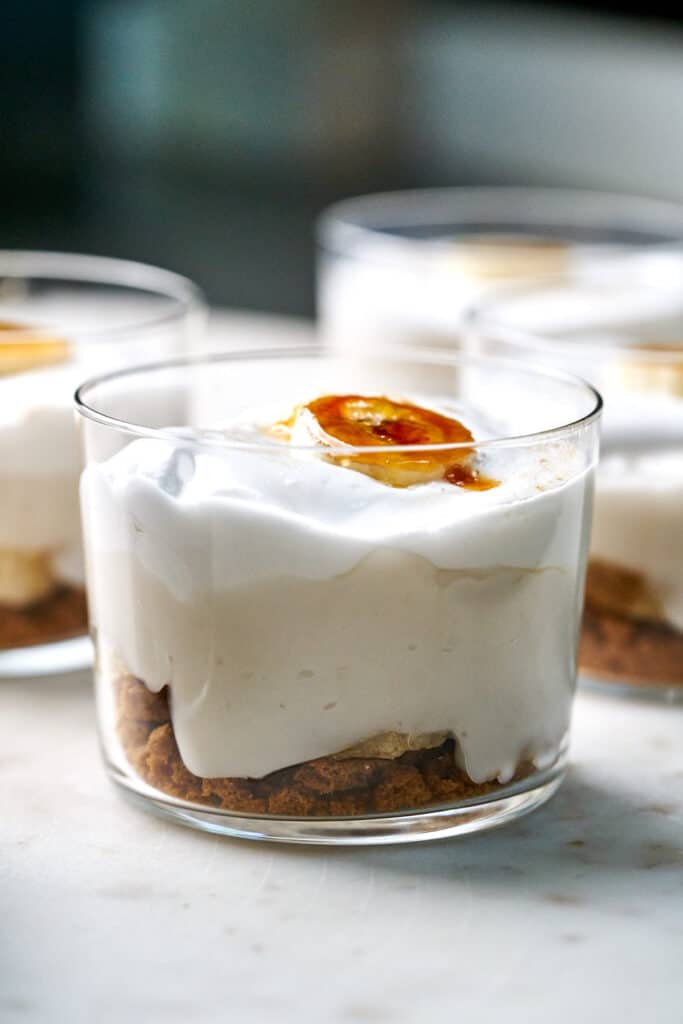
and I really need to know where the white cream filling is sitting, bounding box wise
[83,430,593,783]
[319,241,652,354]
[0,318,185,594]
[323,239,683,641]
[592,449,683,631]
[588,391,683,631]
[0,367,85,590]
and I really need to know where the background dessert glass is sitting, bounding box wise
[0,251,205,677]
[76,347,600,844]
[467,258,683,701]
[318,187,683,355]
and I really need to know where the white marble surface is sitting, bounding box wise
[2,673,682,1023]
[2,311,682,1022]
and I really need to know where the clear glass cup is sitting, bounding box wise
[0,252,206,676]
[76,347,600,844]
[318,187,683,355]
[467,256,683,701]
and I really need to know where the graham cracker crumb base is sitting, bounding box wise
[580,603,683,686]
[115,674,529,817]
[0,585,88,650]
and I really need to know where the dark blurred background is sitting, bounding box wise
[3,0,683,316]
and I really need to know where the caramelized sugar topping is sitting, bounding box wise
[280,394,499,490]
[0,320,70,376]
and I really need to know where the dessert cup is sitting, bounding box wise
[76,347,600,844]
[0,252,205,676]
[318,187,683,356]
[468,257,683,701]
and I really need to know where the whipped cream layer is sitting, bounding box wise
[0,364,83,475]
[84,421,593,783]
[592,449,683,631]
[320,239,643,355]
[589,391,683,632]
[0,364,85,588]
[467,263,683,637]
[0,310,186,597]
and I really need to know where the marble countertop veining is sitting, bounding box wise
[2,671,682,1024]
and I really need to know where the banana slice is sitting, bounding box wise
[449,236,569,282]
[0,548,57,608]
[335,730,450,760]
[274,394,498,490]
[0,320,70,376]
[614,341,683,398]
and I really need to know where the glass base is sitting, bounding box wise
[579,671,683,704]
[108,760,565,846]
[0,634,92,678]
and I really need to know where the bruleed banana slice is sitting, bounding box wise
[449,235,570,282]
[0,320,70,376]
[275,394,498,490]
[0,548,57,608]
[614,341,683,398]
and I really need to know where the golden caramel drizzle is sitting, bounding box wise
[276,394,499,490]
[0,320,70,376]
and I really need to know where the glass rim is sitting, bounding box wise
[74,346,603,455]
[317,185,683,258]
[0,250,206,339]
[467,271,683,365]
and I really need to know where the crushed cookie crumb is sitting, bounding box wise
[0,585,88,650]
[115,674,532,816]
[580,604,683,686]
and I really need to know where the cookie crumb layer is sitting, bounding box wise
[116,674,531,817]
[0,585,87,650]
[580,603,683,686]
